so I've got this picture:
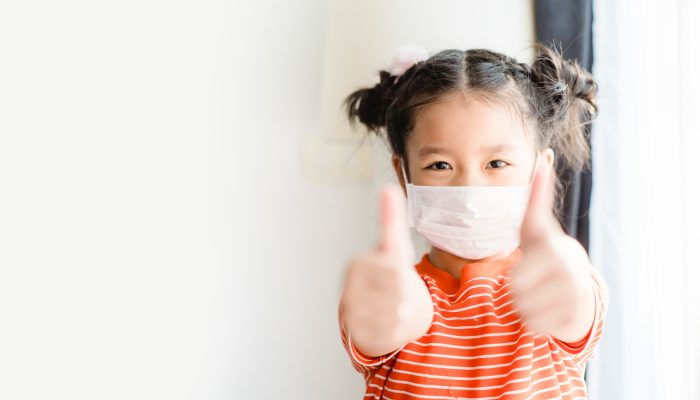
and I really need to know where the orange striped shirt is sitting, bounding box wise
[338,247,608,399]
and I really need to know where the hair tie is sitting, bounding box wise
[388,44,430,84]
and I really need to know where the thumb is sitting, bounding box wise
[520,162,556,245]
[378,184,414,262]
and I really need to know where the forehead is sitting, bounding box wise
[408,91,532,152]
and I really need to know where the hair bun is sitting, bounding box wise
[529,43,598,172]
[343,70,396,134]
[530,44,597,116]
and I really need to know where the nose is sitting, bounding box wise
[454,168,488,186]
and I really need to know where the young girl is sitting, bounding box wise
[337,44,609,399]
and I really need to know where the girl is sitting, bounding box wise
[337,44,609,399]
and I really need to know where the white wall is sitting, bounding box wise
[0,1,533,399]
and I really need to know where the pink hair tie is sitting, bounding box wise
[388,44,430,84]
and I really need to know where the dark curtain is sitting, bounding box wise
[534,0,593,251]
[534,0,595,381]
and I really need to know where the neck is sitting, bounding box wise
[428,246,514,280]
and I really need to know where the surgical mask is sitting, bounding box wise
[401,156,539,260]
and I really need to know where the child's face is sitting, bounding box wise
[393,91,553,188]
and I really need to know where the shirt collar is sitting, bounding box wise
[415,247,522,295]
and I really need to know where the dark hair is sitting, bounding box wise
[343,43,598,206]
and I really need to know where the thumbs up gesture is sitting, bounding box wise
[511,164,596,342]
[340,185,434,358]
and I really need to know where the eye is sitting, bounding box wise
[486,160,508,169]
[426,161,452,171]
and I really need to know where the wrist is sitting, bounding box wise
[552,269,596,343]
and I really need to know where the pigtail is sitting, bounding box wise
[529,43,598,173]
[343,70,396,135]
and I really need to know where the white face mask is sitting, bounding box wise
[401,155,539,260]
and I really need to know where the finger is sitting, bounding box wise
[378,184,414,261]
[520,162,556,244]
[345,292,398,323]
[357,257,404,295]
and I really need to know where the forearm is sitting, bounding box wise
[341,279,434,358]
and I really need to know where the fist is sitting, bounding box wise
[511,164,595,340]
[340,185,434,357]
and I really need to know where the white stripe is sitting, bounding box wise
[434,297,515,314]
[434,307,519,321]
[380,386,460,400]
[384,344,578,375]
[452,281,511,304]
[422,324,525,341]
[371,358,584,400]
[430,291,508,308]
[523,381,587,400]
[461,275,503,285]
[425,281,511,306]
[393,354,556,381]
[498,370,585,399]
[382,364,584,397]
[413,331,533,350]
[431,317,522,331]
[390,363,531,378]
[366,383,384,396]
[524,366,588,399]
[362,340,586,399]
[423,277,500,291]
[543,385,587,399]
[393,351,555,376]
[446,277,506,302]
[400,341,547,361]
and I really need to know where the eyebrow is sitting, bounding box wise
[417,144,517,158]
[481,144,518,153]
[417,146,449,158]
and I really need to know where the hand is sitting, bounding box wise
[511,163,596,342]
[340,185,434,357]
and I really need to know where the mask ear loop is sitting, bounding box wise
[401,158,410,185]
[400,158,415,228]
[528,150,541,184]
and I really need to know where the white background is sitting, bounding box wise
[0,1,534,398]
[587,0,700,398]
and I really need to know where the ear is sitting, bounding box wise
[539,147,555,172]
[391,154,408,197]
